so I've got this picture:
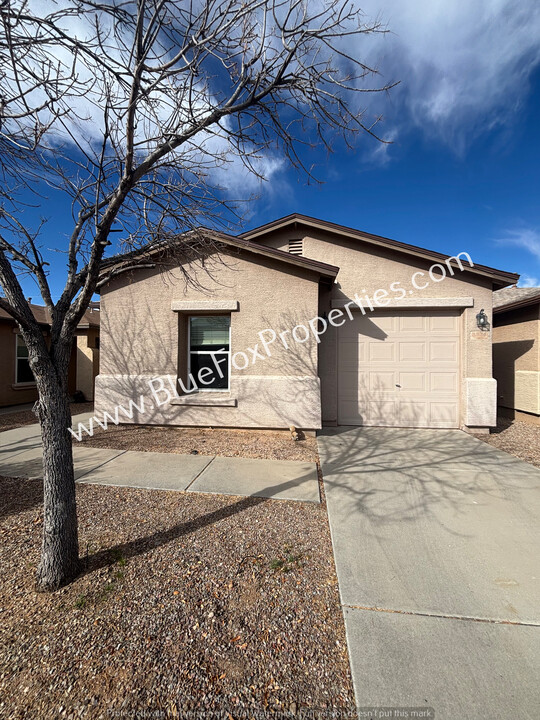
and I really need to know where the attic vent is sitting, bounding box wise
[288,238,303,256]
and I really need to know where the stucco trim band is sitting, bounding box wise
[171,300,239,312]
[95,374,322,429]
[331,297,474,310]
[171,394,238,407]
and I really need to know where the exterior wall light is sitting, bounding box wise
[476,308,490,331]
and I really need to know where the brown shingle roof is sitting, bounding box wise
[0,302,100,327]
[0,302,50,325]
[493,286,540,312]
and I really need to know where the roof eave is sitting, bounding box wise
[493,293,540,314]
[242,214,519,289]
[98,228,340,285]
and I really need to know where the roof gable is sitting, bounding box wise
[98,228,339,288]
[242,213,519,289]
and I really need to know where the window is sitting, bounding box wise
[15,335,34,384]
[188,315,230,391]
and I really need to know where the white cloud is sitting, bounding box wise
[518,274,539,287]
[495,228,540,262]
[355,0,540,152]
[10,0,540,186]
[10,1,285,197]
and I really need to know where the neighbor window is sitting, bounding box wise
[15,335,34,384]
[188,315,230,390]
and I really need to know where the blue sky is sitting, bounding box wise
[249,62,540,285]
[10,0,540,301]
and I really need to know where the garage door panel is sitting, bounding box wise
[399,401,429,426]
[430,314,459,332]
[430,402,459,426]
[398,372,426,391]
[400,315,425,332]
[429,341,458,363]
[373,316,396,333]
[338,310,460,429]
[339,339,366,365]
[338,400,367,424]
[369,400,397,424]
[369,342,395,362]
[399,341,426,362]
[430,372,457,393]
[338,370,365,396]
[370,371,395,391]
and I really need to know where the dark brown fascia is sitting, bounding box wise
[241,213,519,289]
[493,291,540,314]
[98,227,340,284]
[212,231,339,280]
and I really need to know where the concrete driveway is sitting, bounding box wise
[319,427,540,720]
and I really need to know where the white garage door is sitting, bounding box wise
[338,309,460,428]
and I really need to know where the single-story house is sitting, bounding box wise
[75,301,101,402]
[95,214,518,433]
[0,300,100,407]
[493,286,540,425]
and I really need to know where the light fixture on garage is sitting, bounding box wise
[476,308,490,331]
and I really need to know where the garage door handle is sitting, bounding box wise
[396,384,401,388]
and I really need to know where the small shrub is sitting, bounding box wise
[74,595,87,609]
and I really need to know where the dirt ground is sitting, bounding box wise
[76,424,319,462]
[473,416,540,469]
[0,403,93,433]
[0,477,354,718]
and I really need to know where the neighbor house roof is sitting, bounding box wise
[493,286,540,313]
[0,302,100,328]
[98,227,340,287]
[0,301,51,325]
[241,213,519,289]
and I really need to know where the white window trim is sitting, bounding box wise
[14,334,36,386]
[187,315,232,392]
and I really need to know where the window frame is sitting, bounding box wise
[187,314,231,392]
[14,334,36,385]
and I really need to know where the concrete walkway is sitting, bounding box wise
[319,426,540,720]
[0,402,35,415]
[0,415,319,503]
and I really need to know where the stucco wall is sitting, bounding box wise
[76,328,100,401]
[256,226,496,428]
[493,303,540,415]
[96,249,322,429]
[0,322,39,407]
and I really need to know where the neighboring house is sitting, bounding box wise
[0,301,100,407]
[75,302,101,402]
[493,286,540,425]
[95,214,518,433]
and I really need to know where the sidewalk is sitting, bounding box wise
[0,415,319,503]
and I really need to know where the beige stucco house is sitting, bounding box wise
[493,286,540,425]
[95,214,518,433]
[0,302,100,407]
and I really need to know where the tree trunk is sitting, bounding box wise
[35,371,80,591]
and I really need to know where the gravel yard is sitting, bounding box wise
[0,477,353,718]
[473,417,540,469]
[76,424,319,462]
[0,403,93,433]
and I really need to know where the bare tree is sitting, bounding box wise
[0,0,393,590]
